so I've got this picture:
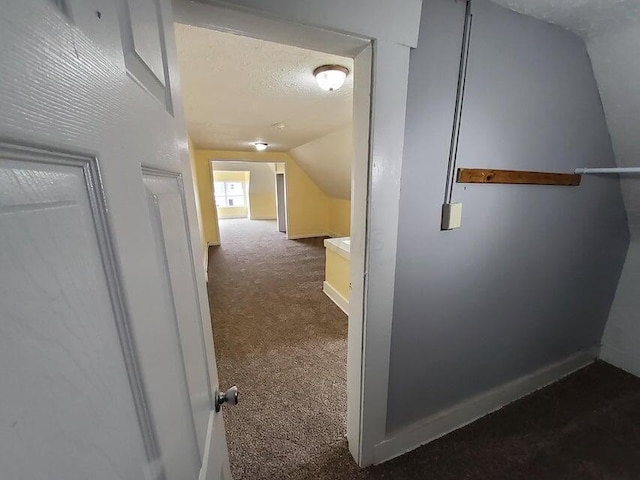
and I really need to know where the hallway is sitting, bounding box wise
[207,219,350,479]
[207,221,640,480]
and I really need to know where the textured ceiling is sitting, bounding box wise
[174,23,353,152]
[491,0,640,39]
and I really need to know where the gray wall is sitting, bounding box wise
[386,0,629,433]
[591,22,640,377]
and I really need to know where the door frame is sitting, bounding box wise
[275,172,287,233]
[173,0,421,467]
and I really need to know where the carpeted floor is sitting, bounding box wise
[208,219,349,480]
[208,218,640,480]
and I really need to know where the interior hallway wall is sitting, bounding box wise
[212,161,277,220]
[480,1,640,377]
[189,138,221,264]
[290,126,353,238]
[212,170,250,219]
[328,198,351,237]
[589,21,640,377]
[387,0,628,433]
[192,150,331,242]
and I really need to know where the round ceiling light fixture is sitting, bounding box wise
[254,142,268,151]
[313,65,349,92]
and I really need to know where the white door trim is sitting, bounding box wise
[173,0,422,467]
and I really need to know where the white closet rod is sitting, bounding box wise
[575,167,640,175]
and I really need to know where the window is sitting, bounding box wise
[214,181,246,207]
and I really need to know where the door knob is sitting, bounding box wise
[215,386,238,412]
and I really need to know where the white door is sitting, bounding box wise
[0,1,232,479]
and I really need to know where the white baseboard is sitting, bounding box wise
[203,254,208,278]
[249,216,277,220]
[323,281,349,315]
[204,242,219,280]
[327,230,347,238]
[218,215,248,220]
[373,347,599,464]
[600,344,640,378]
[287,232,330,240]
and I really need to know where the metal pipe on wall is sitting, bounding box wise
[575,167,640,174]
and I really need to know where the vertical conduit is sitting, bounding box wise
[443,1,473,208]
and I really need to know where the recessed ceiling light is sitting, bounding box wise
[254,142,268,151]
[273,122,285,130]
[313,65,349,92]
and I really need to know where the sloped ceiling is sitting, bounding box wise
[289,125,352,199]
[491,0,640,39]
[174,23,353,152]
[212,161,276,193]
[490,0,640,234]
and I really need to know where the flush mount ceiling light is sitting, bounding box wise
[313,65,349,92]
[254,142,268,151]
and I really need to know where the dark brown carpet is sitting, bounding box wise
[208,219,640,480]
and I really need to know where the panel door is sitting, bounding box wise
[0,1,231,479]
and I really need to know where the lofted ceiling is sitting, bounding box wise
[174,23,353,152]
[289,125,352,199]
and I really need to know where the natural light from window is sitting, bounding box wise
[215,181,246,207]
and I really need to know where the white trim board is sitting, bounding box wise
[374,347,599,464]
[600,344,640,378]
[325,238,351,260]
[323,281,349,315]
[288,231,347,240]
[287,232,331,240]
[174,0,422,467]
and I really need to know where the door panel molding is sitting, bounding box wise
[117,0,174,114]
[0,142,165,479]
[142,165,214,459]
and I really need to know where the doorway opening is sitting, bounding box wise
[175,21,358,477]
[211,161,287,230]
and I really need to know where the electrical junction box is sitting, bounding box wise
[441,203,462,230]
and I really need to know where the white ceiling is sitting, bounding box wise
[491,0,640,39]
[174,23,353,152]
